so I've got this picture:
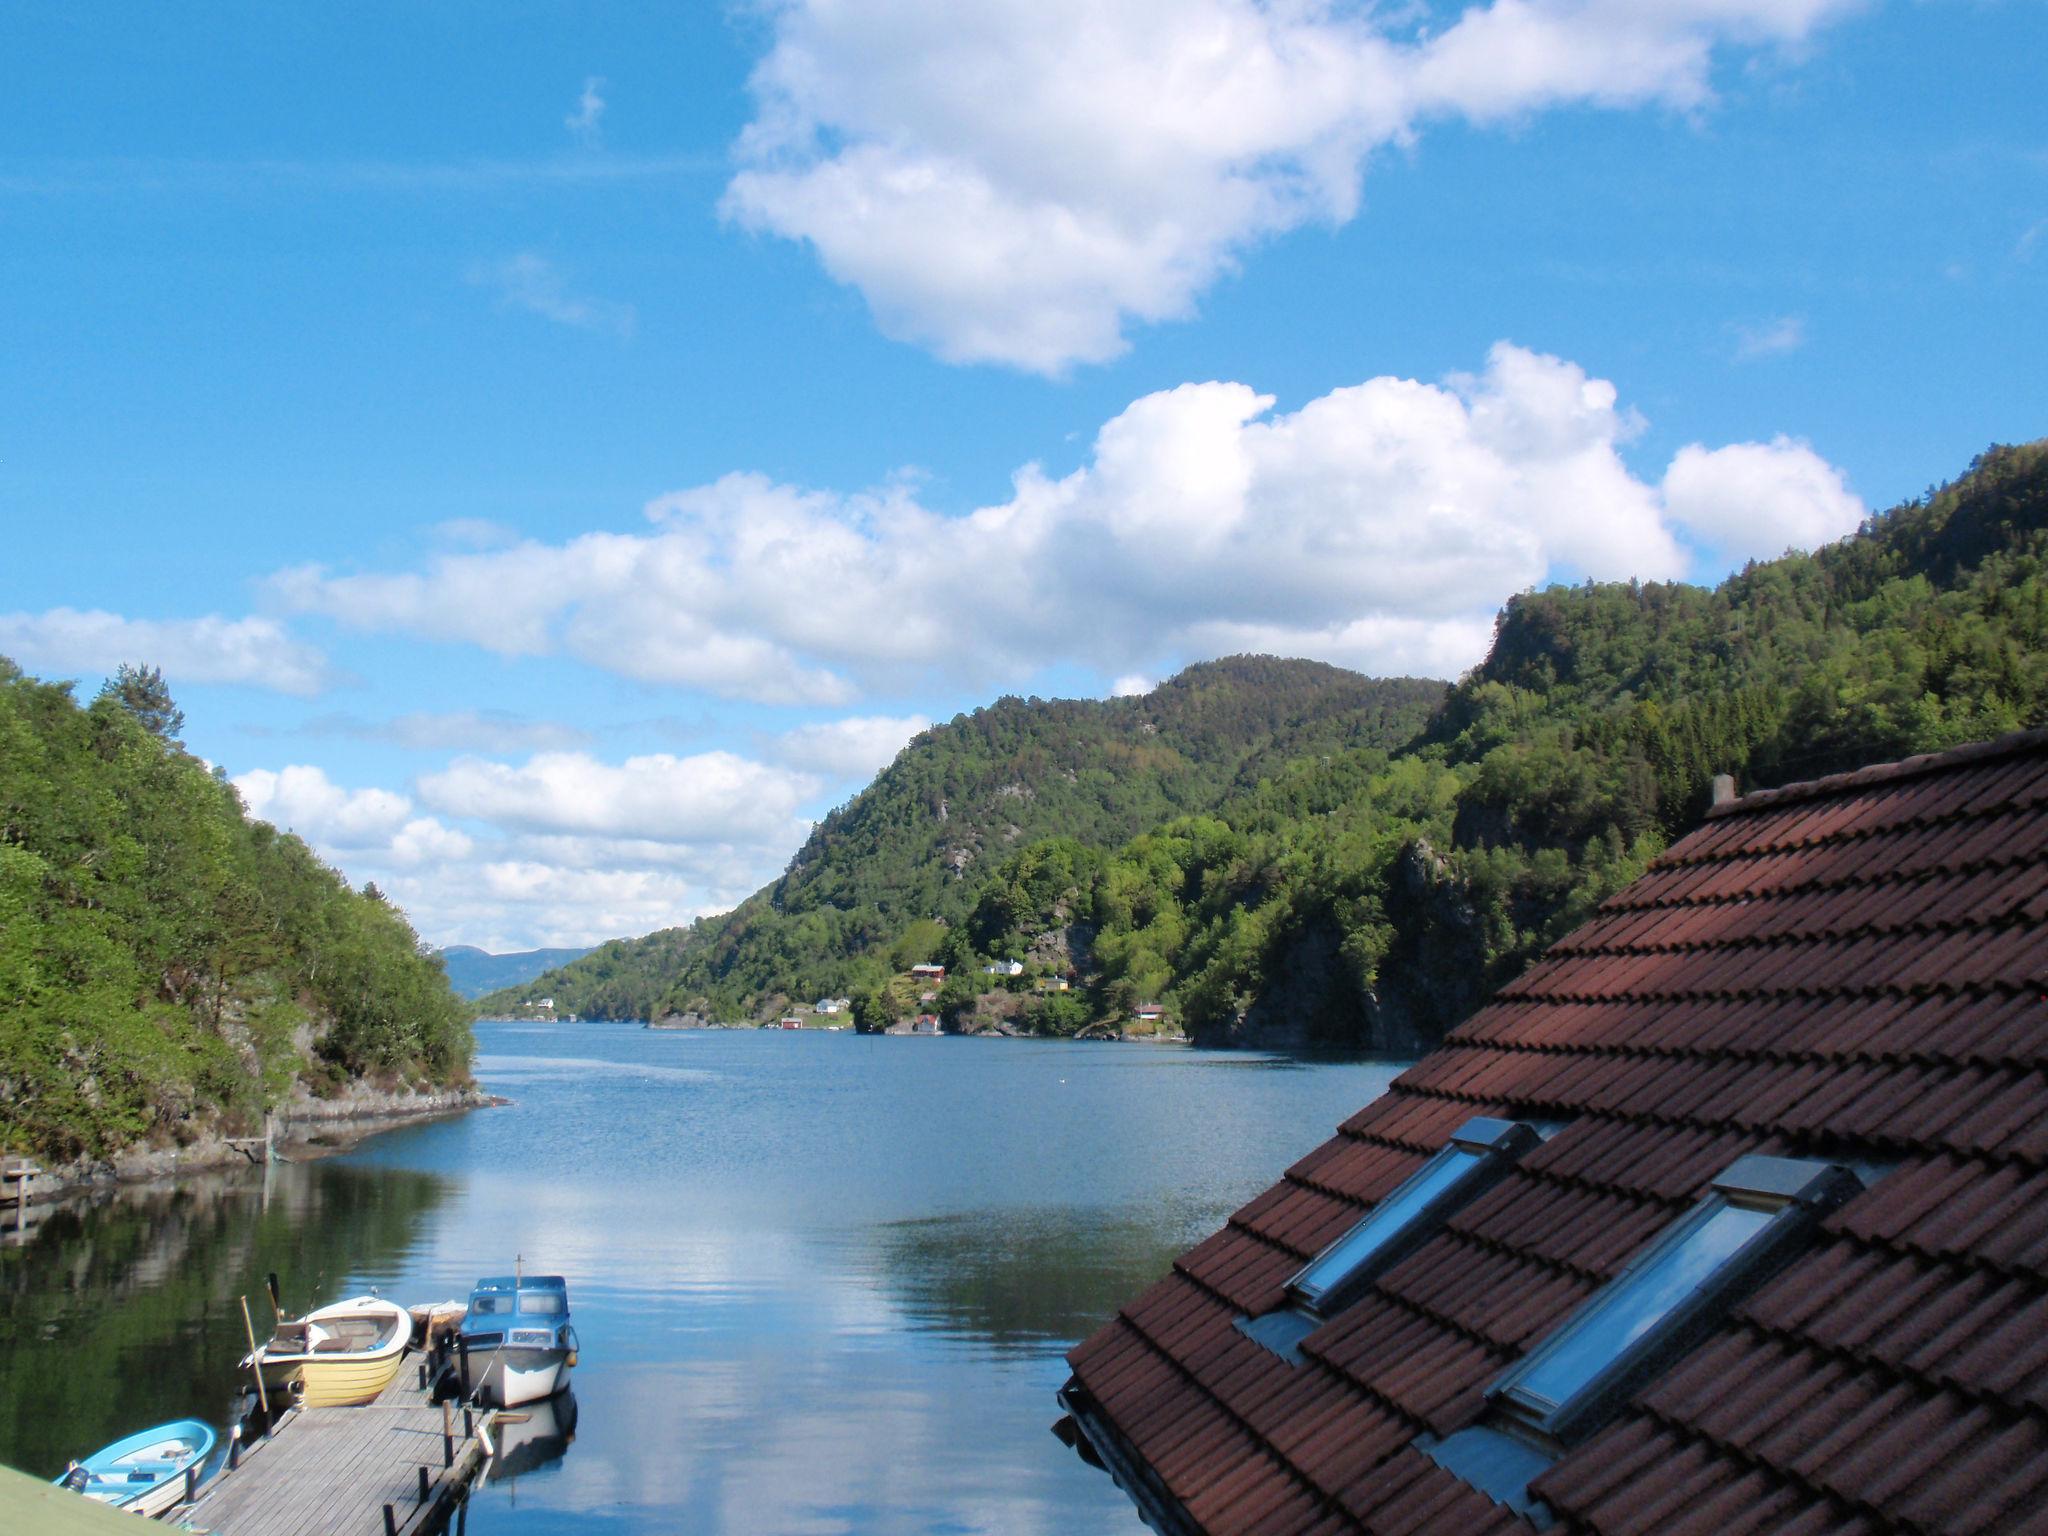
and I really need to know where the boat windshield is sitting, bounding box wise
[469,1294,514,1316]
[518,1291,566,1315]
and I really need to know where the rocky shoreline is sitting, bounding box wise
[30,1084,497,1200]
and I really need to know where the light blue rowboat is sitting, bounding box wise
[54,1418,216,1516]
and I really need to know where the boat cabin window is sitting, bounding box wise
[518,1290,566,1315]
[470,1294,513,1316]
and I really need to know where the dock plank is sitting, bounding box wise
[179,1362,491,1536]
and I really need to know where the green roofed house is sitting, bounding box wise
[1055,729,2048,1536]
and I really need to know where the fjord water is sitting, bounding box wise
[0,1020,1403,1534]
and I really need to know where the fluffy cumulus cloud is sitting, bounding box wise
[1661,435,1866,558]
[416,750,817,845]
[232,749,828,950]
[724,0,1868,370]
[0,608,330,695]
[234,764,472,864]
[274,342,1862,696]
[770,714,931,780]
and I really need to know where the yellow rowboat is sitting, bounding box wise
[244,1295,412,1408]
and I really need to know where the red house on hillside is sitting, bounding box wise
[1056,730,2048,1535]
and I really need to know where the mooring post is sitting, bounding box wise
[227,1425,242,1471]
[418,1465,430,1504]
[463,1408,474,1439]
[444,1430,454,1467]
[383,1503,397,1536]
[185,1463,198,1503]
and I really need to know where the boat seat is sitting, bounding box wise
[313,1338,355,1353]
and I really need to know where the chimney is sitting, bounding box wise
[1710,773,1738,808]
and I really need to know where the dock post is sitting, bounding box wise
[227,1426,242,1471]
[444,1430,455,1467]
[463,1409,473,1439]
[383,1504,397,1536]
[418,1465,430,1504]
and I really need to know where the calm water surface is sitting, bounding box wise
[1,1021,1403,1534]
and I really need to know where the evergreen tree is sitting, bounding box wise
[97,663,186,742]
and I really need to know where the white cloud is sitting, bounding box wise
[772,714,931,780]
[724,0,1867,371]
[1733,314,1807,360]
[469,252,635,337]
[300,709,592,753]
[1110,675,1153,698]
[390,817,476,866]
[271,342,1863,698]
[0,608,330,695]
[416,749,818,846]
[1661,435,1865,557]
[230,751,821,950]
[565,76,607,145]
[234,764,417,849]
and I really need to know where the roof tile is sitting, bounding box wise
[1066,732,2048,1536]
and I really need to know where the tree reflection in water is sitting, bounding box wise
[0,1161,450,1476]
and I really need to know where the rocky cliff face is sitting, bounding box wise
[1198,838,1490,1056]
[36,1083,492,1196]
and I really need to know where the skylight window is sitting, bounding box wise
[1486,1153,1863,1447]
[1290,1116,1542,1316]
[1238,1116,1545,1362]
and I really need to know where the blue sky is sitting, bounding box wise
[3,1,2043,950]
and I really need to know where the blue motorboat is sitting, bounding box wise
[54,1418,216,1516]
[455,1273,578,1406]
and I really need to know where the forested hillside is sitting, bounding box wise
[484,659,1443,1019]
[989,439,2048,1047]
[498,440,2046,1048]
[0,662,473,1161]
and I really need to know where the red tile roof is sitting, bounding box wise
[1062,729,2048,1535]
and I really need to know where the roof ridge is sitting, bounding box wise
[1705,726,2048,821]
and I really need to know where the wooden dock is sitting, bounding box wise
[177,1365,494,1536]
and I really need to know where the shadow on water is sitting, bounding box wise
[0,1160,451,1477]
[861,1205,1215,1357]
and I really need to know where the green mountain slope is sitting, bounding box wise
[0,663,474,1161]
[482,659,1445,1020]
[497,439,2046,1048]
[985,440,2048,1048]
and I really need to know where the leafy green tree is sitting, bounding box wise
[0,660,473,1160]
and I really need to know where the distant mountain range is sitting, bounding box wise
[490,440,2047,1050]
[438,944,594,1000]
